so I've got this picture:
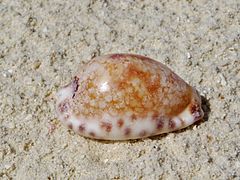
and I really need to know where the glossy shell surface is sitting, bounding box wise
[56,54,204,140]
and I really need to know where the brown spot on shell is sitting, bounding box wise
[152,114,164,130]
[168,119,175,129]
[117,119,124,128]
[124,128,131,136]
[190,102,202,120]
[100,122,112,133]
[89,132,95,137]
[79,124,85,132]
[190,103,199,114]
[156,119,164,130]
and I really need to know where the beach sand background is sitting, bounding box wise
[0,0,239,179]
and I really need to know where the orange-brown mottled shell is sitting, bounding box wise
[56,54,204,140]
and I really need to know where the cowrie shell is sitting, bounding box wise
[56,54,204,140]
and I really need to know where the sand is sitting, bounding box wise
[0,0,239,179]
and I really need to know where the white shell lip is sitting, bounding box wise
[56,84,73,102]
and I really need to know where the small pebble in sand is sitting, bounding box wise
[56,54,204,140]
